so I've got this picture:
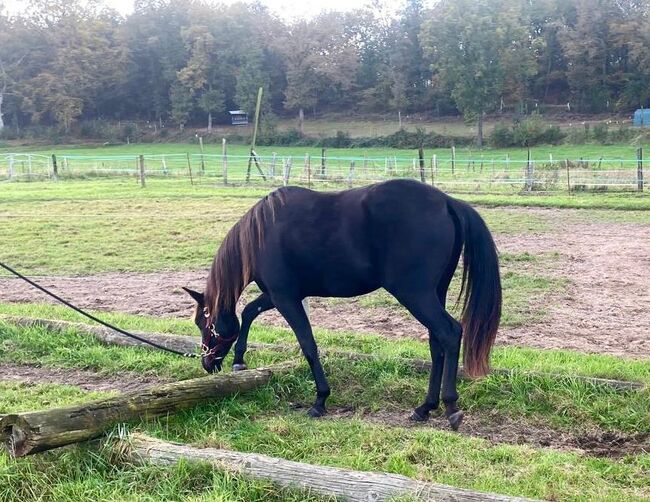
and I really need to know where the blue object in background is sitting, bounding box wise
[633,108,650,126]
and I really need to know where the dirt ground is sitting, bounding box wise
[1,207,649,358]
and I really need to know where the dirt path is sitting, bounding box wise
[1,208,648,357]
[0,363,164,393]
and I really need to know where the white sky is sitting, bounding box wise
[4,0,400,20]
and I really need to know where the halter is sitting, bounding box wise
[201,307,238,357]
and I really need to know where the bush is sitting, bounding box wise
[565,126,587,144]
[489,117,565,147]
[489,123,515,147]
[592,123,609,144]
[539,125,565,145]
[317,130,352,148]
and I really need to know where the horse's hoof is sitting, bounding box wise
[307,406,326,418]
[409,409,429,422]
[232,363,248,371]
[447,410,464,431]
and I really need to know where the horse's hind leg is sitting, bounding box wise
[411,334,444,421]
[233,293,274,371]
[390,289,464,430]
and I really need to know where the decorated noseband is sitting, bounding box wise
[201,307,238,358]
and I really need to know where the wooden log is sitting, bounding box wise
[128,433,536,502]
[0,364,296,457]
[1,316,644,391]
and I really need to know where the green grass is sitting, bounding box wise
[2,301,648,385]
[0,313,648,501]
[0,179,561,276]
[0,443,331,501]
[0,381,113,415]
[1,312,648,433]
[2,139,648,164]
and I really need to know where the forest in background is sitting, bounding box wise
[2,0,650,146]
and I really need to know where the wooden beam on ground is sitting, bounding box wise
[1,316,644,392]
[0,363,297,457]
[127,433,537,502]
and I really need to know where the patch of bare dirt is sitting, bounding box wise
[0,363,163,393]
[317,405,650,458]
[1,207,648,357]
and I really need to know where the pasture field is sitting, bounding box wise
[3,141,649,197]
[1,140,647,163]
[0,178,649,501]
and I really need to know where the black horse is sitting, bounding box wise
[184,179,501,430]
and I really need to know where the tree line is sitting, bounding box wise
[1,0,649,145]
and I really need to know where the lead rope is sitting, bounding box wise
[0,261,199,358]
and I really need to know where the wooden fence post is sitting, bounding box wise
[8,154,14,180]
[321,148,326,176]
[431,154,437,186]
[637,147,644,191]
[51,154,58,180]
[198,136,205,173]
[161,155,168,175]
[451,146,456,175]
[139,155,145,187]
[221,139,228,185]
[348,161,355,188]
[270,152,276,180]
[186,153,193,186]
[305,153,311,188]
[525,149,533,191]
[565,159,571,194]
[283,157,292,186]
[418,146,425,182]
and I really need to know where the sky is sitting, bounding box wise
[4,0,397,20]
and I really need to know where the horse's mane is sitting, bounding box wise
[205,189,286,314]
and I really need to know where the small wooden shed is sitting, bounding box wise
[229,110,248,126]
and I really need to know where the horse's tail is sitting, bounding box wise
[448,199,502,378]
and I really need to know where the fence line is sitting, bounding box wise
[1,149,647,194]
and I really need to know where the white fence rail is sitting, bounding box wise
[1,150,647,193]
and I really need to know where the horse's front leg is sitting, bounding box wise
[273,296,330,417]
[233,293,274,371]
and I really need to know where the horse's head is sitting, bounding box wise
[183,287,240,373]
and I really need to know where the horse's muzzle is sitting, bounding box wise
[202,356,223,374]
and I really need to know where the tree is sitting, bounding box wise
[421,0,536,146]
[14,0,126,131]
[279,13,358,133]
[176,25,226,131]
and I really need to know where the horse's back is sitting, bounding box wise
[257,181,458,297]
[361,180,458,288]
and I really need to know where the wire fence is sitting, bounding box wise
[1,150,647,194]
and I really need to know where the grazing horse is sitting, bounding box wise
[184,179,501,430]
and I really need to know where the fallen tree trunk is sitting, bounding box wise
[128,433,537,502]
[1,316,644,391]
[0,363,296,457]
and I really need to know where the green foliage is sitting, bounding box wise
[3,0,650,133]
[489,118,565,147]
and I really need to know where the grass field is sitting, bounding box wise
[1,177,649,501]
[1,311,648,501]
[2,140,647,163]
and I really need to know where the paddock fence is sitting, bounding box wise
[1,148,647,194]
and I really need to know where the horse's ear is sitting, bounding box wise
[182,287,204,305]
